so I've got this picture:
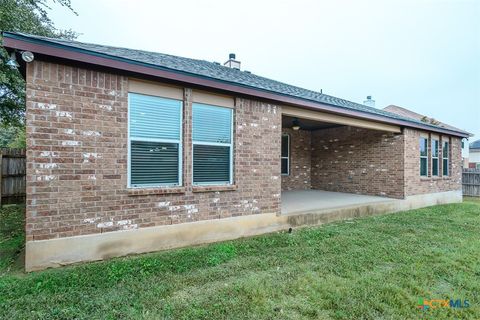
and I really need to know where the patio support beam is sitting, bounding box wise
[282,106,401,133]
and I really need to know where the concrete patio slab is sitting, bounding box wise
[281,190,395,215]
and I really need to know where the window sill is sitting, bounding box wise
[192,185,237,193]
[420,176,451,181]
[127,187,185,196]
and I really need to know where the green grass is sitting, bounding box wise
[1,200,479,319]
[0,205,25,274]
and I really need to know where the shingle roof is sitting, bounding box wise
[470,139,480,149]
[383,105,469,135]
[3,32,471,137]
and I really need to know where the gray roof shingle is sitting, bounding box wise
[383,105,469,135]
[470,139,480,149]
[4,32,470,136]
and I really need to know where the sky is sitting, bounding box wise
[47,0,480,139]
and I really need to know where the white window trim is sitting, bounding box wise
[443,140,449,176]
[192,104,234,186]
[432,138,439,176]
[127,93,183,188]
[282,133,290,176]
[420,137,428,177]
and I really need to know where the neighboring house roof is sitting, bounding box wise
[2,32,471,138]
[383,105,470,136]
[470,139,480,150]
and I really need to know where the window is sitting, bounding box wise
[192,103,233,184]
[128,93,182,187]
[281,134,289,175]
[443,140,449,176]
[431,138,439,176]
[420,137,428,176]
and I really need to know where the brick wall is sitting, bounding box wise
[403,128,462,196]
[281,128,311,191]
[25,61,464,242]
[25,61,282,241]
[310,126,405,198]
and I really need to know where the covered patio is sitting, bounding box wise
[280,106,404,217]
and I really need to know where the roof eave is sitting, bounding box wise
[2,32,471,138]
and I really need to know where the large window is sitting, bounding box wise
[420,137,428,176]
[432,138,439,176]
[281,134,289,175]
[128,93,182,187]
[192,103,233,184]
[443,140,449,176]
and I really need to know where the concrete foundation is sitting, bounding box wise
[25,190,462,271]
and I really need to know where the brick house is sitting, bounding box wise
[383,105,471,168]
[2,32,471,271]
[469,140,480,168]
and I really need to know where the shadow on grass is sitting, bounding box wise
[0,205,25,274]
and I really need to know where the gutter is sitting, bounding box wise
[2,32,471,138]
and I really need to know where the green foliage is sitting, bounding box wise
[1,201,479,319]
[0,0,77,126]
[0,124,25,147]
[7,125,25,148]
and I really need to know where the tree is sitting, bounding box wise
[0,0,77,146]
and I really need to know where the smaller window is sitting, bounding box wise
[432,139,439,176]
[443,140,449,176]
[192,103,233,185]
[281,134,289,175]
[419,137,428,176]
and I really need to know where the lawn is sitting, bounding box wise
[0,199,479,319]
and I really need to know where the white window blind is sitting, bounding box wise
[192,103,233,184]
[128,93,182,187]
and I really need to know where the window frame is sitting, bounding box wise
[431,138,439,176]
[127,93,183,188]
[191,103,234,186]
[281,133,290,176]
[420,136,429,177]
[442,139,449,176]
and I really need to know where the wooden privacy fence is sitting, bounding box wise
[0,148,26,205]
[463,168,480,197]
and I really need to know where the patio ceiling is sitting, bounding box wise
[282,116,343,131]
[282,106,401,133]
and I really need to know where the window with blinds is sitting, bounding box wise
[192,103,233,184]
[431,138,439,176]
[419,137,428,177]
[281,134,289,175]
[443,140,449,176]
[128,93,182,187]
